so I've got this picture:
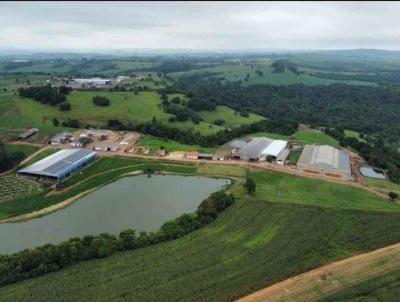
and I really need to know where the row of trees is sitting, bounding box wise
[0,190,234,287]
[0,143,25,173]
[107,118,298,147]
[18,85,71,106]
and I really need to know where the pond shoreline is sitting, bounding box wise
[0,171,234,224]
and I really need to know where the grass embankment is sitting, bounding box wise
[1,157,400,301]
[136,135,216,155]
[366,178,400,196]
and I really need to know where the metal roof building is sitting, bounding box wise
[19,128,38,140]
[238,137,288,161]
[297,145,351,180]
[18,149,96,181]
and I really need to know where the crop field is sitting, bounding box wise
[2,183,400,301]
[175,63,375,86]
[198,105,265,128]
[320,269,400,302]
[0,176,38,202]
[137,135,216,154]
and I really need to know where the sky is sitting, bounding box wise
[1,1,400,51]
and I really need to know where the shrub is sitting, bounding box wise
[93,96,110,107]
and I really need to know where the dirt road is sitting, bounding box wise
[237,242,400,302]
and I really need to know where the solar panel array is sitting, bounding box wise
[43,149,94,177]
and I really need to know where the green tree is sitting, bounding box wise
[52,118,59,127]
[388,192,399,201]
[244,178,256,195]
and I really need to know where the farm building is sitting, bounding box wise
[185,151,199,160]
[17,149,96,181]
[236,137,288,162]
[68,78,112,89]
[50,132,73,145]
[19,128,38,140]
[297,145,352,180]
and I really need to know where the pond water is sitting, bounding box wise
[360,165,386,179]
[0,175,230,254]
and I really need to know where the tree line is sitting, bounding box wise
[18,85,71,106]
[0,190,234,287]
[107,118,298,147]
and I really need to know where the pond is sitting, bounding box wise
[0,175,230,254]
[360,165,386,179]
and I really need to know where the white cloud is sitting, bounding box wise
[0,1,400,50]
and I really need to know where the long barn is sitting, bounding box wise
[17,149,96,181]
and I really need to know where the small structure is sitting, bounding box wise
[70,142,83,148]
[19,128,38,140]
[17,149,96,181]
[213,155,225,161]
[185,151,199,160]
[297,145,352,180]
[50,132,73,145]
[156,149,166,157]
[198,153,214,160]
[119,133,137,145]
[116,76,130,83]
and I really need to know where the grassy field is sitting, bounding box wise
[198,106,265,128]
[320,269,400,302]
[239,170,400,212]
[344,129,366,142]
[2,166,400,300]
[366,178,400,196]
[0,91,225,136]
[137,135,216,154]
[174,63,376,87]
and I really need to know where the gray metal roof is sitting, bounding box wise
[19,128,38,139]
[238,137,273,159]
[18,148,96,178]
[297,145,351,173]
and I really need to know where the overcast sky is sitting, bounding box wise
[1,1,400,51]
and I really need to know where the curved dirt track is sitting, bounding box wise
[237,242,400,302]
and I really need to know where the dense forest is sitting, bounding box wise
[174,74,400,143]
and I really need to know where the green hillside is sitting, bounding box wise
[0,91,226,136]
[174,63,376,86]
[199,105,265,128]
